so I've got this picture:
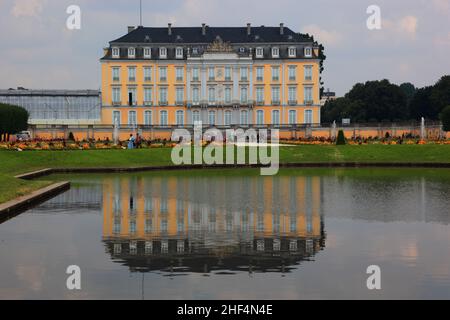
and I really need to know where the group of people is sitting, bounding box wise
[127,133,142,149]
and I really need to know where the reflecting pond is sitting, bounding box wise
[0,168,449,299]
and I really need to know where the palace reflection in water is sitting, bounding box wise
[101,175,326,274]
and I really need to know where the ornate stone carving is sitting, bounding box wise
[206,37,234,53]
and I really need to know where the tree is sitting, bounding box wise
[430,76,450,117]
[0,103,29,141]
[440,106,450,132]
[321,98,362,123]
[336,130,346,145]
[409,86,433,119]
[399,82,416,104]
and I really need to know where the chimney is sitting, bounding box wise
[247,23,251,36]
[128,26,135,33]
[168,23,172,36]
[202,23,206,36]
[280,23,284,35]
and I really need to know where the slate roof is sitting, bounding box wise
[110,26,314,44]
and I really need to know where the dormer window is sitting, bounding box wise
[255,47,263,58]
[128,47,135,59]
[239,47,245,53]
[143,47,151,59]
[304,47,312,57]
[175,47,183,59]
[160,47,167,59]
[272,47,279,58]
[112,47,120,59]
[288,47,296,58]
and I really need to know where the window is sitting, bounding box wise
[192,67,199,81]
[144,87,152,105]
[240,110,248,125]
[209,67,215,81]
[272,47,279,58]
[272,66,280,81]
[113,110,121,126]
[240,67,248,81]
[288,47,296,57]
[128,110,137,127]
[224,67,231,81]
[144,67,152,82]
[256,87,264,104]
[256,47,263,58]
[192,110,200,123]
[272,110,280,125]
[112,87,121,104]
[288,66,296,81]
[128,67,136,82]
[192,87,200,104]
[271,87,280,104]
[225,87,232,104]
[304,47,312,57]
[160,110,168,125]
[159,87,168,105]
[144,110,152,125]
[143,47,151,59]
[159,67,167,82]
[159,47,167,59]
[176,110,184,125]
[256,110,264,125]
[112,47,120,58]
[289,110,297,124]
[224,110,232,125]
[208,87,215,103]
[128,47,135,58]
[240,87,248,104]
[176,67,183,81]
[288,87,297,103]
[176,47,183,59]
[304,109,313,124]
[304,65,312,81]
[304,86,313,103]
[176,87,184,105]
[208,110,216,125]
[127,87,136,105]
[256,67,264,81]
[112,67,120,82]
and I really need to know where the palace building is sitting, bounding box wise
[100,23,324,129]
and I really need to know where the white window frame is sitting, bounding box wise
[144,67,152,82]
[289,110,297,124]
[175,47,183,59]
[225,87,232,104]
[176,110,184,125]
[224,67,231,81]
[159,67,167,82]
[159,47,167,59]
[144,87,152,105]
[192,87,200,104]
[192,110,201,123]
[128,110,137,127]
[127,87,137,105]
[143,47,151,59]
[272,66,280,81]
[176,67,184,81]
[224,110,232,125]
[288,47,297,58]
[256,47,264,58]
[272,110,280,125]
[112,67,120,82]
[160,110,168,126]
[304,47,312,57]
[272,47,279,58]
[192,67,199,81]
[256,67,264,81]
[176,87,184,105]
[256,110,264,125]
[112,87,121,104]
[288,65,296,81]
[208,110,216,125]
[128,47,135,59]
[112,47,120,59]
[208,87,216,103]
[144,110,152,125]
[304,65,313,81]
[256,87,264,104]
[159,87,168,105]
[128,67,136,82]
[113,110,121,126]
[240,110,248,125]
[304,109,313,124]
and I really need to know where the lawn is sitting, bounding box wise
[1,144,450,204]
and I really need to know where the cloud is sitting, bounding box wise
[301,24,343,47]
[11,0,46,17]
[398,16,418,38]
[434,32,450,46]
[382,15,418,40]
[432,0,450,12]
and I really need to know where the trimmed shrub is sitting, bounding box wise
[336,130,346,145]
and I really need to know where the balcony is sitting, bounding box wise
[128,77,136,82]
[256,100,265,106]
[289,77,296,82]
[271,100,280,105]
[288,100,297,105]
[112,101,121,106]
[159,77,167,82]
[272,77,279,82]
[240,77,248,82]
[256,77,263,82]
[176,77,183,82]
[224,77,232,82]
[304,76,312,81]
[143,101,153,106]
[159,101,168,106]
[176,100,184,106]
[113,77,120,82]
[304,100,314,105]
[192,77,200,82]
[144,77,152,82]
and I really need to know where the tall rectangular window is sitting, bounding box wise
[128,67,136,82]
[208,110,216,125]
[176,47,183,59]
[240,67,248,81]
[288,66,296,81]
[192,111,200,123]
[256,47,264,58]
[159,87,168,104]
[256,87,264,104]
[304,87,313,103]
[192,68,199,81]
[112,87,121,104]
[272,67,280,81]
[144,67,152,81]
[225,67,231,81]
[272,110,280,125]
[192,87,200,104]
[304,65,313,81]
[240,87,248,103]
[224,111,232,125]
[144,87,152,104]
[159,47,167,59]
[113,110,121,125]
[176,110,184,125]
[176,67,183,81]
[128,110,137,127]
[209,67,215,81]
[143,47,151,59]
[304,110,313,124]
[112,67,120,82]
[159,67,167,82]
[256,110,264,125]
[208,87,215,103]
[225,87,232,103]
[160,110,168,125]
[289,110,297,124]
[176,87,184,104]
[127,88,136,105]
[256,67,264,81]
[271,87,280,104]
[288,87,297,103]
[144,110,152,125]
[240,110,248,125]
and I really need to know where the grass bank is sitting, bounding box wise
[1,144,450,204]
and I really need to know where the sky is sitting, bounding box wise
[0,0,449,96]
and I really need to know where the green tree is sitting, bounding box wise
[430,76,450,118]
[0,103,29,141]
[409,86,433,119]
[336,130,346,145]
[399,82,416,104]
[440,105,450,131]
